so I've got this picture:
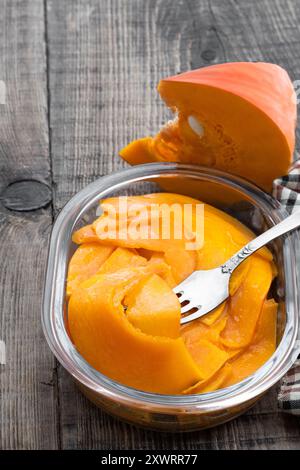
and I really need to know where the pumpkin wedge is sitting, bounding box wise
[120,62,296,191]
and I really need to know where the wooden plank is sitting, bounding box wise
[206,0,300,143]
[46,0,300,449]
[0,0,58,449]
[55,374,300,450]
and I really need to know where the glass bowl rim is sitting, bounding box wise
[42,163,300,413]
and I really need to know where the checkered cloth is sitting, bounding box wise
[273,159,300,416]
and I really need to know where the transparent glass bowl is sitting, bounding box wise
[42,163,300,431]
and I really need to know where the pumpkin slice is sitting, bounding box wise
[181,313,227,347]
[183,363,233,394]
[66,243,114,297]
[96,246,178,293]
[229,259,251,296]
[72,224,98,244]
[221,256,273,349]
[98,247,147,274]
[92,193,200,252]
[197,210,272,270]
[125,273,181,338]
[92,194,199,282]
[185,339,228,381]
[120,62,296,192]
[164,246,196,284]
[223,299,277,387]
[147,252,177,287]
[68,269,202,393]
[199,302,226,326]
[100,192,204,209]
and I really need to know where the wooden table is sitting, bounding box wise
[1,0,300,450]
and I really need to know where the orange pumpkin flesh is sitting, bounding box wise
[221,257,274,349]
[98,247,147,273]
[66,243,114,297]
[72,224,99,244]
[68,193,277,394]
[125,273,181,339]
[222,299,277,387]
[68,269,201,394]
[120,62,296,192]
[92,193,199,283]
[183,363,233,394]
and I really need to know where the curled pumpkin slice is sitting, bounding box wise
[147,252,177,287]
[72,224,98,244]
[185,339,228,382]
[223,299,277,387]
[125,273,181,339]
[221,256,273,349]
[68,268,202,394]
[67,243,114,297]
[183,363,233,394]
[92,193,199,283]
[98,247,147,274]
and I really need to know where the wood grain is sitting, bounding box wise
[0,0,58,449]
[1,0,300,450]
[46,0,300,450]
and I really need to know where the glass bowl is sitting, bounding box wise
[42,163,300,431]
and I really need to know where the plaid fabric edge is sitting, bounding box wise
[273,159,300,415]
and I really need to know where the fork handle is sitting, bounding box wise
[221,210,300,274]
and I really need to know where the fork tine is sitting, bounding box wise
[180,303,199,314]
[173,285,185,295]
[173,276,191,294]
[178,296,189,305]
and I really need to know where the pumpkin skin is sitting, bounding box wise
[120,62,296,192]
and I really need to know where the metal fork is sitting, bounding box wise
[174,210,300,324]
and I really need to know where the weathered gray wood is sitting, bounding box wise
[207,0,300,144]
[1,0,299,451]
[46,0,300,450]
[0,0,58,449]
